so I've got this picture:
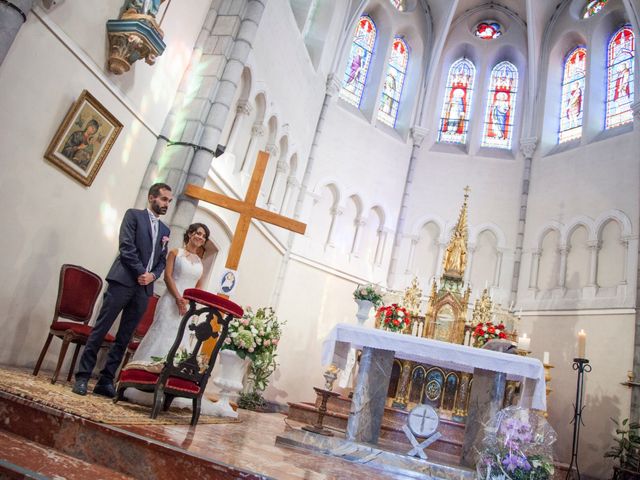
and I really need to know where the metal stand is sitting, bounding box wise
[302,387,340,436]
[566,358,592,479]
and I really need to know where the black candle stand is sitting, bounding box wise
[565,358,592,479]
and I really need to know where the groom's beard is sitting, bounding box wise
[150,202,167,216]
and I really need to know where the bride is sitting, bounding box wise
[124,222,217,410]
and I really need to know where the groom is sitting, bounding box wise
[72,183,172,397]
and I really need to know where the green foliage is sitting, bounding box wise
[605,418,640,472]
[353,284,383,307]
[238,391,266,411]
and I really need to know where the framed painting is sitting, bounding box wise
[45,90,123,186]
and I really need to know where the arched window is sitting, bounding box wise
[340,15,377,108]
[482,61,518,149]
[583,0,608,19]
[606,26,635,129]
[438,58,476,144]
[377,37,409,127]
[475,21,502,40]
[559,47,586,143]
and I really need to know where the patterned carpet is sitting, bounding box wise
[0,367,240,426]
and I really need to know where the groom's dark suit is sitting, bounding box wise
[76,208,170,385]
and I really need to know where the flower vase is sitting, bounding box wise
[209,349,250,418]
[355,299,374,325]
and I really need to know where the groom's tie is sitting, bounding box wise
[146,214,159,272]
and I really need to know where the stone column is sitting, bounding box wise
[350,219,366,256]
[0,0,33,67]
[346,347,395,444]
[404,235,419,273]
[461,369,507,467]
[374,227,389,266]
[240,122,265,172]
[621,237,630,285]
[226,100,252,153]
[168,0,268,242]
[631,101,640,423]
[387,127,428,286]
[587,240,601,287]
[279,176,299,214]
[558,245,569,289]
[267,159,288,209]
[464,244,476,284]
[529,249,541,289]
[493,248,504,287]
[510,138,538,302]
[325,206,343,248]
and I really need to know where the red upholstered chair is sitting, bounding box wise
[115,289,243,425]
[120,294,160,370]
[33,264,113,384]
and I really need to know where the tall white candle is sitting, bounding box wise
[517,333,531,351]
[543,351,550,365]
[577,330,587,358]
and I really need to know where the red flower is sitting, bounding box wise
[487,326,496,334]
[499,332,507,339]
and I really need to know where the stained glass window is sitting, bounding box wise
[475,22,502,40]
[390,0,406,11]
[481,61,518,149]
[583,0,608,18]
[559,47,587,143]
[340,16,377,108]
[438,58,476,144]
[606,26,635,129]
[377,37,409,127]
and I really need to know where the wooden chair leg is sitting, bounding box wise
[151,387,164,419]
[191,397,202,426]
[67,343,82,382]
[33,334,53,376]
[163,394,175,411]
[115,349,131,382]
[51,334,71,385]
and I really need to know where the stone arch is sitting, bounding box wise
[306,183,340,247]
[537,227,561,290]
[565,224,590,289]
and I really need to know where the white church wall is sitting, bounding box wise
[519,311,634,478]
[37,0,210,134]
[0,18,173,368]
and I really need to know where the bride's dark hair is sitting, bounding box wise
[183,223,210,257]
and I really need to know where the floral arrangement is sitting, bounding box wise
[472,321,507,347]
[376,303,411,333]
[353,283,383,307]
[223,307,285,410]
[477,406,556,479]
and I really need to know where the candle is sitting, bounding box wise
[517,333,531,351]
[543,351,550,365]
[577,330,587,358]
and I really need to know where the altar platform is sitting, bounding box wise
[0,366,425,480]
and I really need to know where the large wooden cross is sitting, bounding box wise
[185,149,307,286]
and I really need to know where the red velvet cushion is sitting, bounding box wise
[50,321,115,342]
[183,288,243,318]
[120,369,200,394]
[127,341,140,351]
[58,267,102,320]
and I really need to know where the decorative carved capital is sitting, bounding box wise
[354,218,366,227]
[265,143,279,157]
[329,206,343,216]
[326,73,341,97]
[519,137,538,158]
[107,30,164,74]
[236,100,252,116]
[411,126,428,146]
[251,123,265,137]
[276,160,288,173]
[586,240,602,250]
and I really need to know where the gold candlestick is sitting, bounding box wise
[543,363,554,418]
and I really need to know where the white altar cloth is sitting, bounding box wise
[322,323,546,411]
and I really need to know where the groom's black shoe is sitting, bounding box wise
[72,378,88,396]
[93,382,116,399]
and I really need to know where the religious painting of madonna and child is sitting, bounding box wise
[45,90,123,187]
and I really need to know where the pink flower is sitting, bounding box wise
[161,235,170,249]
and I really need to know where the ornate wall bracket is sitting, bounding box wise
[106,6,166,75]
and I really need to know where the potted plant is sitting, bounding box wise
[472,321,507,348]
[375,303,411,333]
[353,283,383,325]
[605,418,640,479]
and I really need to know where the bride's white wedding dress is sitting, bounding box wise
[125,248,221,414]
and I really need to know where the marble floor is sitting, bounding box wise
[121,410,424,479]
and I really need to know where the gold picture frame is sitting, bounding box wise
[45,90,123,186]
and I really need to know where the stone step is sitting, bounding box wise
[0,430,133,480]
[286,398,465,457]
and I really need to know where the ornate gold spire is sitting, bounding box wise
[442,187,470,279]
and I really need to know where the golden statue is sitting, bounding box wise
[442,187,470,278]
